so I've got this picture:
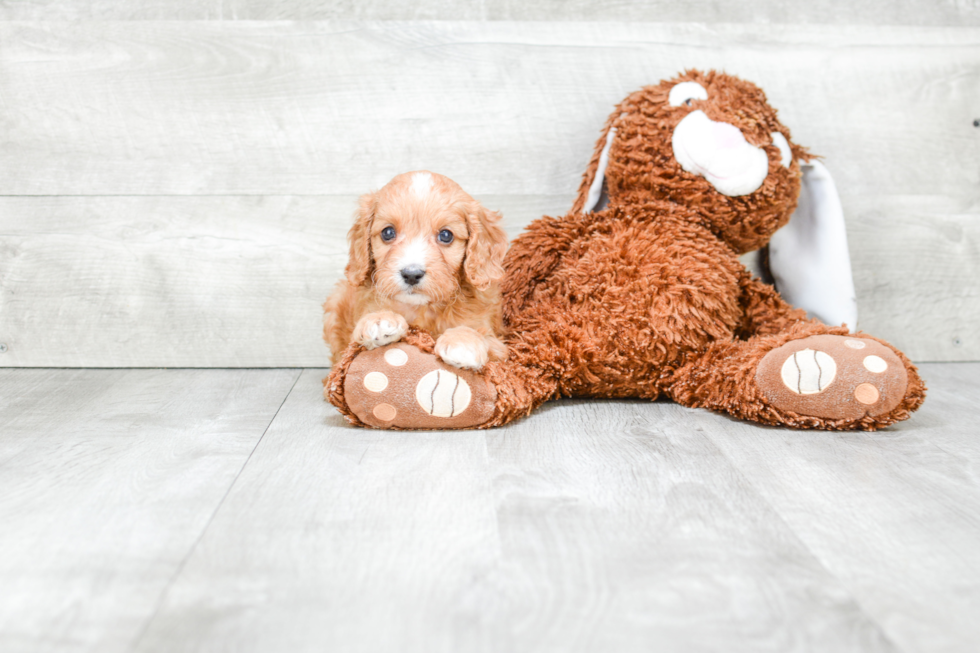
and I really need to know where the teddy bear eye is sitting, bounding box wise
[380,226,396,242]
[669,81,708,107]
[437,229,454,244]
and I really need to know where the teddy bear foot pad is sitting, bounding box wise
[756,335,908,421]
[343,343,497,429]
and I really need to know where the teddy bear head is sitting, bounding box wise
[575,70,812,254]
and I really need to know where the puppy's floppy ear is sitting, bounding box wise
[345,192,376,286]
[463,200,508,291]
[768,161,858,331]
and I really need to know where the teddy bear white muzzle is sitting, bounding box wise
[671,110,769,197]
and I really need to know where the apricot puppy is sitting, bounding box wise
[324,171,508,370]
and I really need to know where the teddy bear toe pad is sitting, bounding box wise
[343,343,496,429]
[757,335,908,421]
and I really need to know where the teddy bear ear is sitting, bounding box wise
[768,160,859,331]
[580,126,617,214]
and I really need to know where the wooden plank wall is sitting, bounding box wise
[0,4,978,366]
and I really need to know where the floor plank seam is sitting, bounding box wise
[125,368,304,652]
[697,426,911,653]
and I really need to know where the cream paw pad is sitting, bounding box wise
[756,334,909,421]
[342,343,496,429]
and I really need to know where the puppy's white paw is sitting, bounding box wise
[436,327,490,370]
[355,312,408,350]
[438,345,487,370]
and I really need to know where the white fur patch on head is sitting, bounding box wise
[410,172,434,199]
[671,110,769,196]
[669,81,708,107]
[771,132,792,167]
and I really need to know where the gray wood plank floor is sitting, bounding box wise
[0,368,301,653]
[1,363,978,652]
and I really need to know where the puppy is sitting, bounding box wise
[324,171,509,370]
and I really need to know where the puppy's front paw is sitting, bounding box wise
[353,311,409,350]
[435,327,490,370]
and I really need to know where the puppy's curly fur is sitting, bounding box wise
[323,171,509,370]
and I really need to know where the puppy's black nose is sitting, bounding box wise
[400,266,426,286]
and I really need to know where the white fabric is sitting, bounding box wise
[771,132,792,167]
[384,348,409,366]
[769,161,858,331]
[863,355,888,373]
[583,127,616,213]
[671,110,769,197]
[416,370,471,417]
[668,81,708,107]
[780,349,837,394]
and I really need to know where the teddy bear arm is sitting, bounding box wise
[501,212,594,320]
[736,272,812,338]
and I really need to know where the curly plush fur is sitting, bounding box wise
[326,70,925,431]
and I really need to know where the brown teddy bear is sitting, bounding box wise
[325,70,926,431]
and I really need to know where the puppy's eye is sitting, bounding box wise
[380,226,396,242]
[437,229,454,244]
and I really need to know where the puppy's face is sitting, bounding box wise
[344,171,506,305]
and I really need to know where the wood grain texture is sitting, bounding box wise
[134,369,895,653]
[0,190,971,367]
[467,401,899,652]
[0,367,300,653]
[0,194,566,367]
[0,191,974,366]
[132,368,503,653]
[1,22,978,197]
[2,364,978,651]
[1,21,976,365]
[843,194,980,362]
[1,0,978,25]
[691,361,980,653]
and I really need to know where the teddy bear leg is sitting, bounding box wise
[324,328,558,430]
[666,325,926,430]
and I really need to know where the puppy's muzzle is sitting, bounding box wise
[400,266,426,286]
